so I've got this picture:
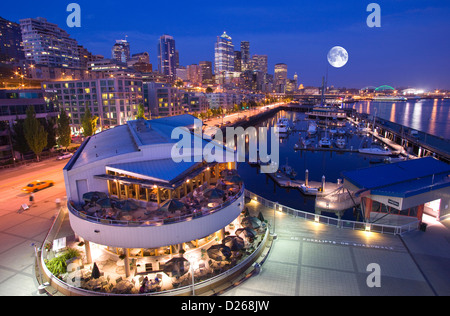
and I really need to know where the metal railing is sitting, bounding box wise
[245,190,419,236]
[67,185,245,228]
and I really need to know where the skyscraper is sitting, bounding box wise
[199,61,213,84]
[234,51,242,72]
[240,41,250,71]
[158,35,177,78]
[275,63,288,93]
[252,55,268,74]
[214,32,234,75]
[20,17,82,68]
[112,39,130,63]
[0,17,24,64]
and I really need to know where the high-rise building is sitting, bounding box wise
[234,51,242,72]
[158,35,177,78]
[275,63,288,93]
[240,41,250,71]
[199,61,213,84]
[214,32,234,75]
[252,55,268,74]
[112,39,130,63]
[187,64,201,85]
[20,17,82,69]
[0,17,24,64]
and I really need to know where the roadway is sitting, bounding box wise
[0,158,69,295]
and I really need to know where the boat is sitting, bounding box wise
[319,128,331,148]
[335,137,346,149]
[280,158,297,179]
[337,128,346,136]
[307,121,317,135]
[329,127,337,135]
[372,96,407,102]
[383,156,407,164]
[276,117,289,133]
[319,137,331,148]
[359,147,392,156]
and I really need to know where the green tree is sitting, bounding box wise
[57,108,71,151]
[205,87,214,93]
[81,106,98,137]
[42,116,57,150]
[24,106,47,162]
[135,103,148,120]
[12,118,30,160]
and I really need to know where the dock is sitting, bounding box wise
[266,170,341,197]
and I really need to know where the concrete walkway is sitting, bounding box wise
[222,202,450,296]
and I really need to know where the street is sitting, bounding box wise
[0,158,68,295]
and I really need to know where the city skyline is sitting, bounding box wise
[1,0,450,90]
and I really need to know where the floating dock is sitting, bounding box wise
[267,170,341,197]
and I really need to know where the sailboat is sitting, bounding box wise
[307,121,317,135]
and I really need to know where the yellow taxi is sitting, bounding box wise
[22,180,55,193]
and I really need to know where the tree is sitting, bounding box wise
[12,118,30,160]
[24,106,47,162]
[135,103,148,120]
[57,108,71,151]
[81,106,98,137]
[205,87,214,93]
[42,116,57,150]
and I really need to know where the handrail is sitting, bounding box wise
[37,206,270,296]
[245,190,419,236]
[67,185,245,228]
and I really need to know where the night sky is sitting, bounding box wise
[2,0,450,90]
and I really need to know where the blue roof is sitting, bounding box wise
[108,158,200,183]
[342,157,450,198]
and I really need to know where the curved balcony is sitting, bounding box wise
[67,185,245,249]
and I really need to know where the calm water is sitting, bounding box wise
[343,99,450,140]
[238,110,378,221]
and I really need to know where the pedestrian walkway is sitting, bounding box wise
[222,201,450,296]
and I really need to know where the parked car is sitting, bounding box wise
[22,180,55,193]
[57,152,74,160]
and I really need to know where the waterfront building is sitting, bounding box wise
[342,157,450,223]
[20,17,82,69]
[42,77,143,133]
[184,92,209,114]
[63,114,244,282]
[112,39,131,63]
[214,32,234,79]
[143,82,185,118]
[0,17,24,64]
[0,88,59,161]
[157,35,177,79]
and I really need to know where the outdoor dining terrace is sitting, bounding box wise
[43,205,269,295]
[68,169,244,227]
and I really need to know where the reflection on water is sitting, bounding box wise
[344,99,450,140]
[238,110,375,221]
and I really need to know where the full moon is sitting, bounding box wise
[327,46,349,68]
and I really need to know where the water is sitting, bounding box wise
[238,110,378,221]
[343,99,450,140]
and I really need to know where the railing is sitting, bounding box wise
[68,185,245,228]
[37,206,270,297]
[245,190,419,236]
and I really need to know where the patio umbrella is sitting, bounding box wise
[223,236,245,251]
[203,188,225,200]
[95,197,116,208]
[235,227,256,239]
[163,257,190,278]
[257,211,265,222]
[207,244,232,261]
[82,191,108,203]
[115,199,139,212]
[241,216,262,229]
[221,169,238,177]
[158,199,186,214]
[224,175,243,185]
[91,262,101,279]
